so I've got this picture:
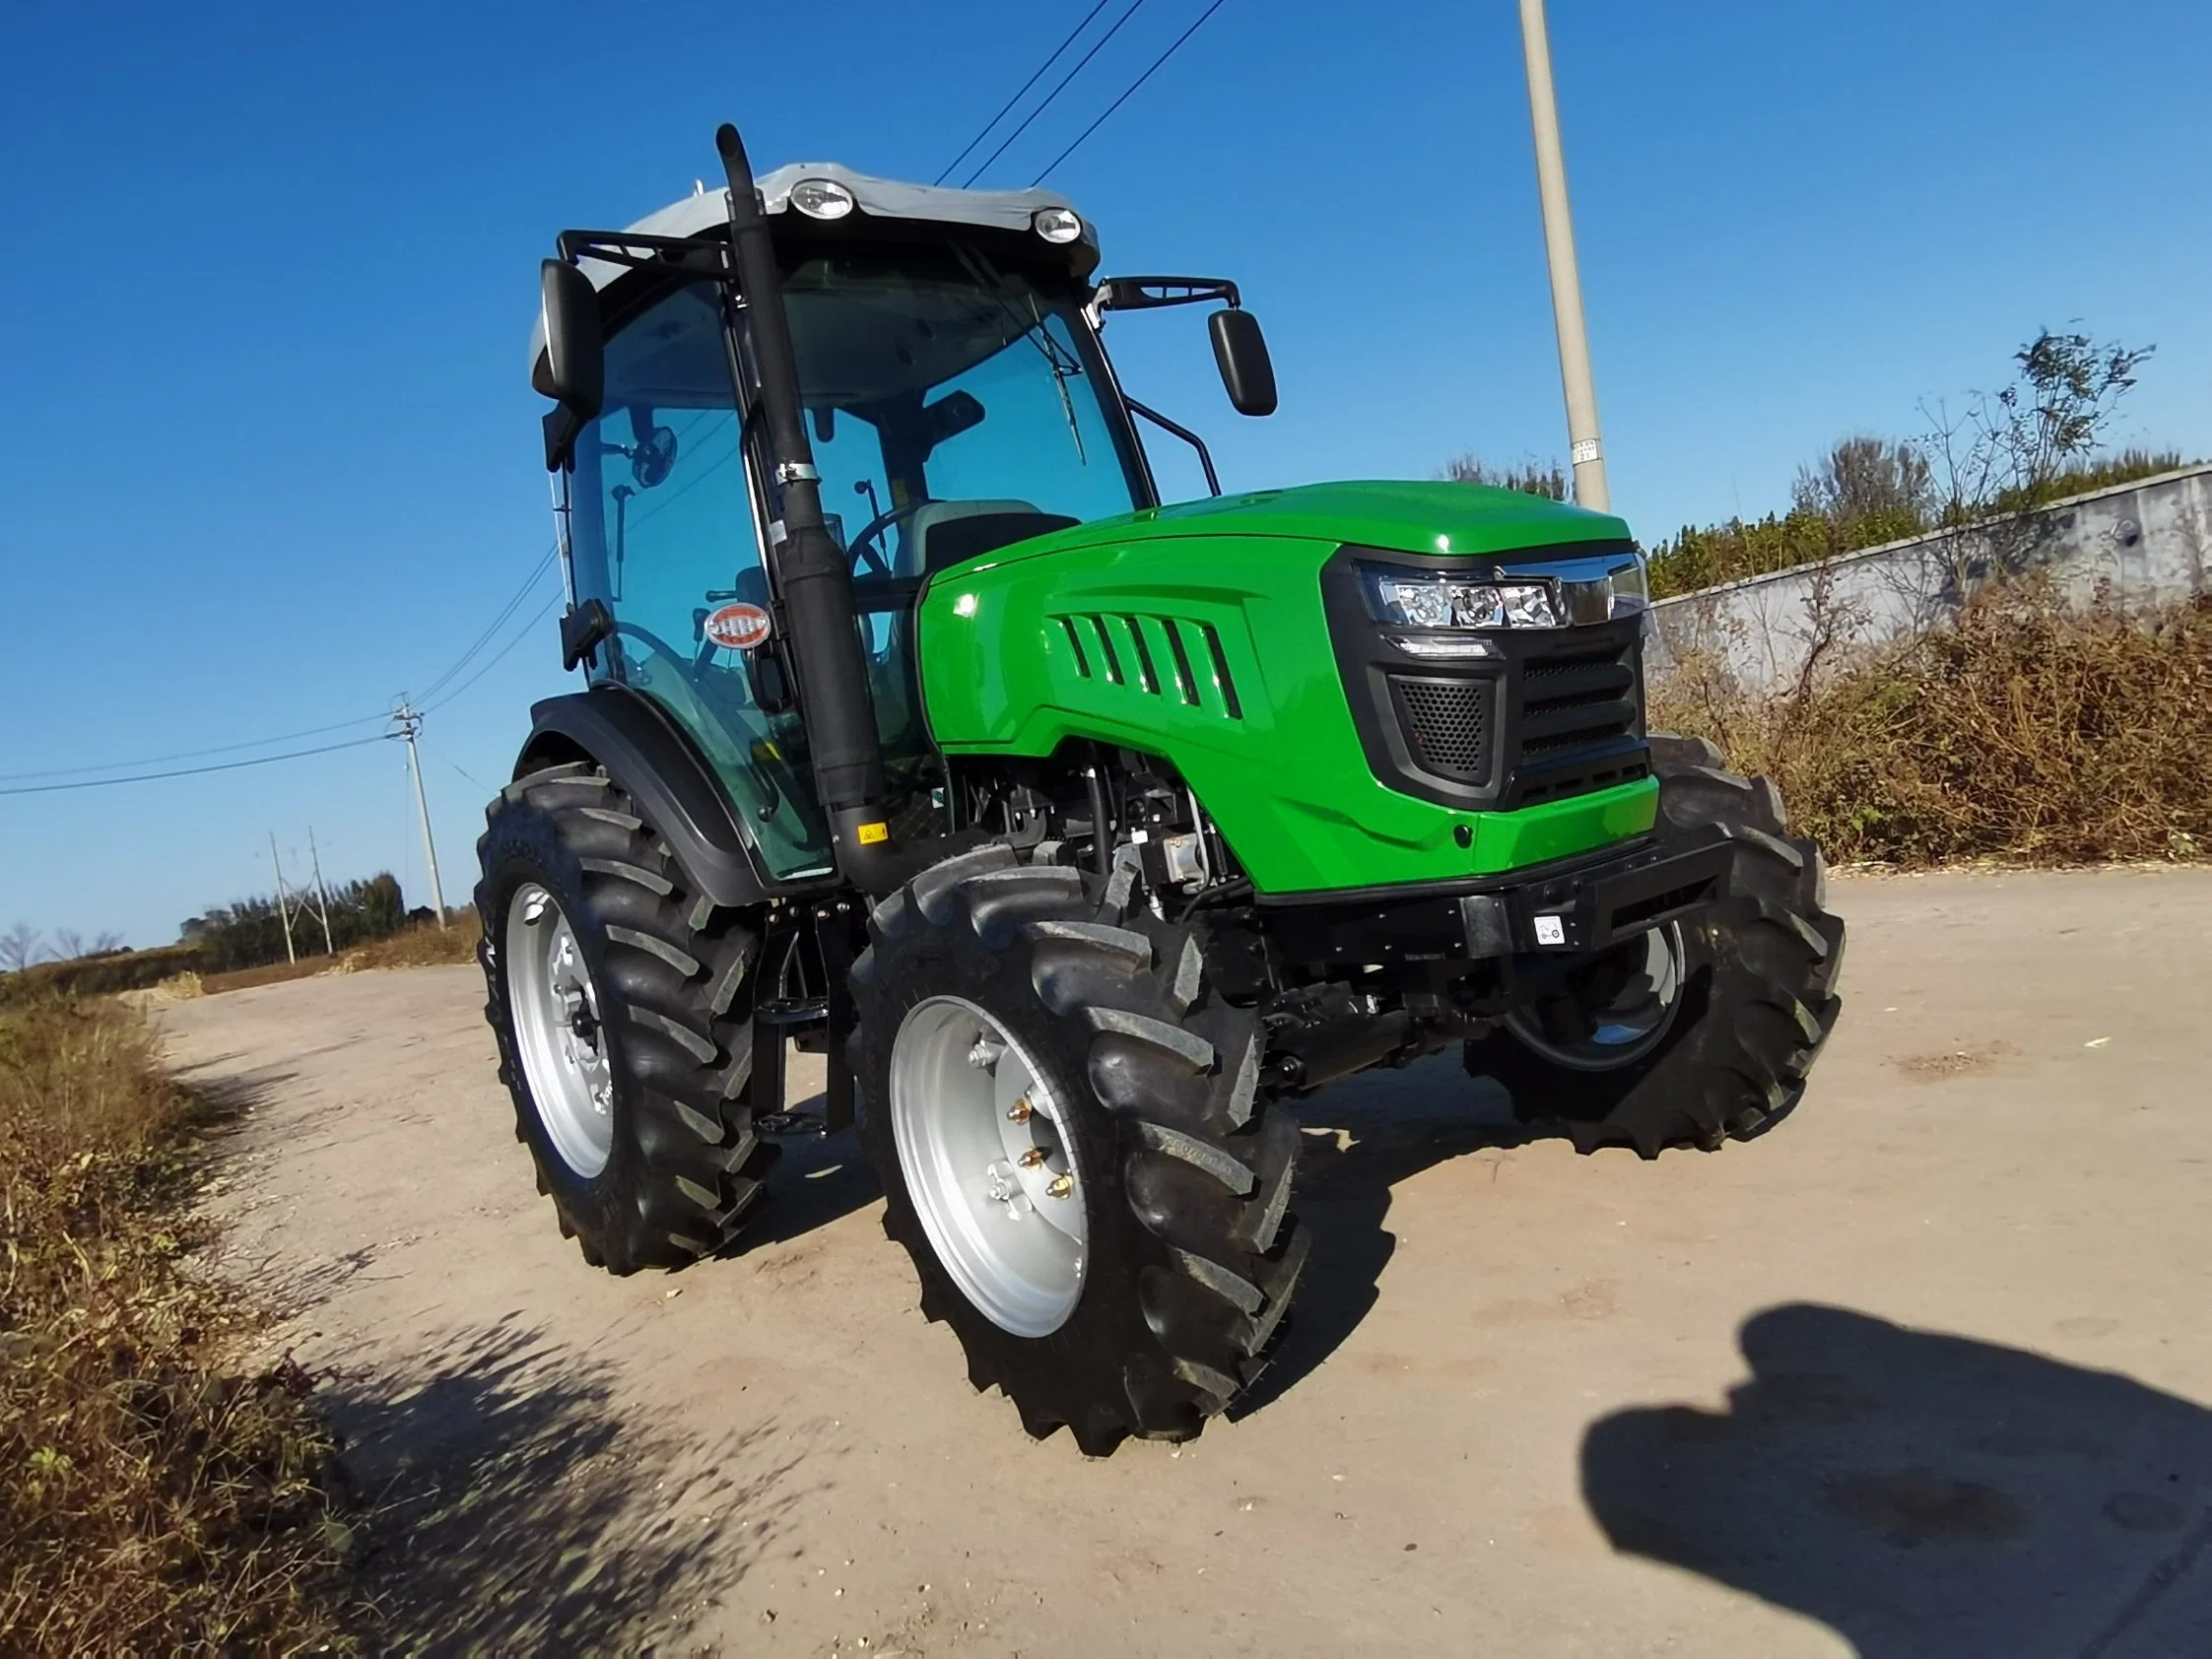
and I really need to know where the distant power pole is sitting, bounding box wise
[268,831,299,965]
[305,826,338,955]
[1518,0,1611,512]
[390,703,449,928]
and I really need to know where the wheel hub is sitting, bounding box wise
[1506,921,1688,1073]
[505,883,616,1178]
[891,996,1087,1338]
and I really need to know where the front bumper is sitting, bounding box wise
[1262,831,1733,970]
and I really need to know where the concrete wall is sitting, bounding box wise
[1647,464,2212,691]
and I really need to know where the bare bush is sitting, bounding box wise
[1649,586,2212,866]
[0,923,48,973]
[1792,434,1934,532]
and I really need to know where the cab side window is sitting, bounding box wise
[567,281,833,879]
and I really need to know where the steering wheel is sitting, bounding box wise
[844,499,932,579]
[607,619,711,683]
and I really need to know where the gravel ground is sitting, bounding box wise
[162,866,2212,1657]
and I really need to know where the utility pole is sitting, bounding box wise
[1518,0,1610,513]
[390,703,449,928]
[305,826,337,956]
[268,832,299,964]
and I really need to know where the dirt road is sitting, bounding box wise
[163,868,2212,1657]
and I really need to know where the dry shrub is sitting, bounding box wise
[0,998,354,1654]
[331,911,481,973]
[1650,588,2212,865]
[0,944,205,1009]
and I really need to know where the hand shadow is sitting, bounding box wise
[1582,1303,2212,1658]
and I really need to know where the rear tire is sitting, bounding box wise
[1463,734,1845,1157]
[850,846,1307,1455]
[475,762,776,1273]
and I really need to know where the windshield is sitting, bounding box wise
[779,244,1150,578]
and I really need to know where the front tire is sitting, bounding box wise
[851,846,1307,1455]
[1464,735,1845,1156]
[476,762,777,1273]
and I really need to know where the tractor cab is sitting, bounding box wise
[532,161,1269,884]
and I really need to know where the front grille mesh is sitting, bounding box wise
[1388,676,1494,785]
[1378,637,1642,805]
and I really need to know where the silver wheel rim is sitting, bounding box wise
[1507,922,1687,1072]
[890,996,1087,1339]
[505,882,616,1178]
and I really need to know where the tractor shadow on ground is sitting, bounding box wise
[1580,1303,2212,1658]
[323,1315,832,1654]
[1233,1053,1561,1421]
[718,1076,884,1257]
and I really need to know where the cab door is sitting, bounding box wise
[565,279,834,880]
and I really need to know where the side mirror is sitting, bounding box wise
[1209,307,1277,417]
[535,259,604,470]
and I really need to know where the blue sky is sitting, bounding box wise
[3,0,2206,947]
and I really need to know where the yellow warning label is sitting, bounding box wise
[855,822,890,845]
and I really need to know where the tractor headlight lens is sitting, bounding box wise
[790,177,856,220]
[1605,554,1650,621]
[1033,207,1083,243]
[1364,567,1561,631]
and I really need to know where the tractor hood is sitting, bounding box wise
[940,480,1634,574]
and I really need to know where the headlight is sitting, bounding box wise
[1605,554,1650,621]
[789,177,856,220]
[1360,550,1650,635]
[1365,568,1561,630]
[1033,206,1083,243]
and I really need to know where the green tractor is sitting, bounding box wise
[477,121,1843,1454]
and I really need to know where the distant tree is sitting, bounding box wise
[181,870,417,971]
[1791,435,1933,542]
[1442,453,1571,500]
[50,929,127,961]
[0,923,46,972]
[1925,327,2155,521]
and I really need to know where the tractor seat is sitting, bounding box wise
[902,499,1079,576]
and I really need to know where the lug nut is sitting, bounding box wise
[1018,1146,1047,1168]
[1045,1173,1075,1199]
[1007,1095,1034,1123]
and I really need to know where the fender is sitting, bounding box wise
[515,686,780,908]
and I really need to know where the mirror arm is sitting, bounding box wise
[1124,397,1221,497]
[1097,276,1242,313]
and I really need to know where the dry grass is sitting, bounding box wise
[197,914,481,996]
[1651,589,2212,866]
[334,912,481,972]
[0,998,355,1654]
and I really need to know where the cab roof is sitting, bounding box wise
[531,163,1098,367]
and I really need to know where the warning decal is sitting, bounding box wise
[703,602,772,651]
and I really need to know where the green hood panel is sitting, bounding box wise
[916,486,1654,896]
[931,478,1631,577]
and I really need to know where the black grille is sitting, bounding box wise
[1321,547,1653,813]
[1512,638,1645,803]
[1388,675,1494,785]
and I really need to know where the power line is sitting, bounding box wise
[0,710,394,785]
[1033,0,1230,185]
[426,740,492,794]
[0,541,558,787]
[421,588,564,715]
[934,0,1119,186]
[416,544,559,705]
[962,0,1149,189]
[0,735,387,797]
